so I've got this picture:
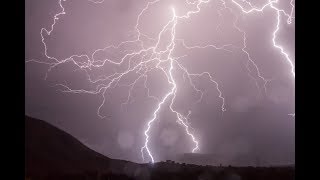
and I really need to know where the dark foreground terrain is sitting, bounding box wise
[25,116,294,180]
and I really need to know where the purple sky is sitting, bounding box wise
[25,0,294,165]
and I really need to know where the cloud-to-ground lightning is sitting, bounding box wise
[26,0,294,163]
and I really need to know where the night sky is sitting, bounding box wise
[25,0,295,165]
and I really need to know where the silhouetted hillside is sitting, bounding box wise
[25,116,294,180]
[25,116,135,178]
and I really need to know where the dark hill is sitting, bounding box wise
[25,116,134,178]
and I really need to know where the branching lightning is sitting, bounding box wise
[26,0,294,163]
[231,0,295,78]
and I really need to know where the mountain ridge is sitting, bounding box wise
[25,115,135,177]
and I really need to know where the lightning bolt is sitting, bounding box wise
[26,0,294,163]
[227,0,295,115]
[230,0,295,78]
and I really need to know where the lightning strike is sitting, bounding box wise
[230,0,295,78]
[27,0,294,163]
